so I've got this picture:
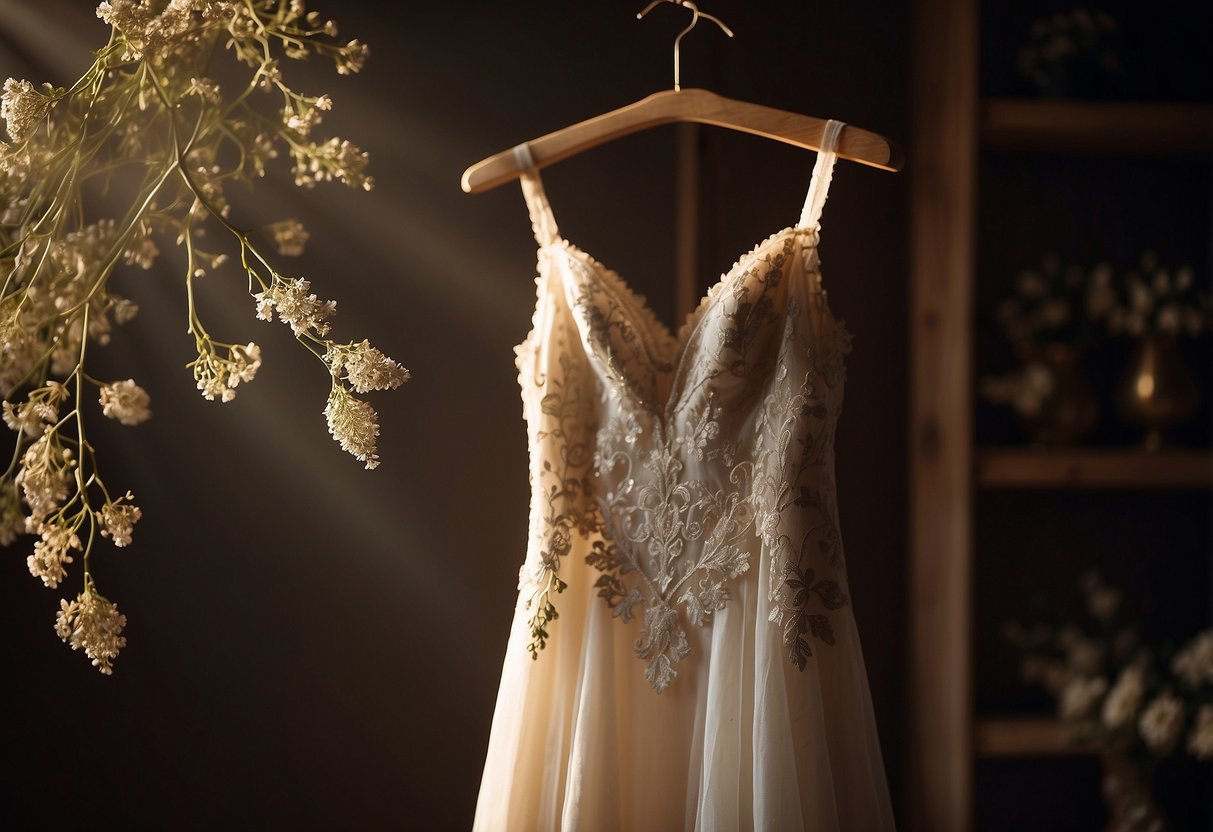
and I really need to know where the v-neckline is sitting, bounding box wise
[546,224,819,417]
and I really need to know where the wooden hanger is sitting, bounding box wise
[461,1,903,194]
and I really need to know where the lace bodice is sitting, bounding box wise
[514,120,853,693]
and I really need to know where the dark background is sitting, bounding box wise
[969,1,1213,827]
[0,1,910,828]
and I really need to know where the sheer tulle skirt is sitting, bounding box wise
[473,535,896,832]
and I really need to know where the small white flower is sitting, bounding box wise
[55,588,127,675]
[285,108,321,136]
[1,78,51,143]
[27,523,81,588]
[1102,665,1145,730]
[257,58,282,91]
[122,234,159,270]
[99,379,151,426]
[1172,630,1213,689]
[96,494,141,548]
[254,277,336,336]
[197,372,235,402]
[1059,675,1107,720]
[233,341,261,383]
[328,339,410,393]
[292,138,373,191]
[2,398,56,436]
[15,430,73,524]
[335,39,369,75]
[192,342,262,402]
[187,76,221,102]
[1188,705,1213,760]
[324,386,380,469]
[268,219,309,257]
[1138,692,1183,752]
[111,297,139,324]
[255,292,275,322]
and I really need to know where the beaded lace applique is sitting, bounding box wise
[517,228,852,692]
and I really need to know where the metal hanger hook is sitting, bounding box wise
[637,0,735,92]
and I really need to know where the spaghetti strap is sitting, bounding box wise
[798,119,846,231]
[514,143,560,247]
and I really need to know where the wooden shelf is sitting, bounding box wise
[980,99,1213,155]
[913,4,1213,828]
[977,447,1213,489]
[975,717,1095,758]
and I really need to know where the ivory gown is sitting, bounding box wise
[474,121,896,832]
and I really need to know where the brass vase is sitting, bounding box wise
[1019,343,1100,446]
[1116,334,1198,451]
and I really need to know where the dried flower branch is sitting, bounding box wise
[1,0,408,672]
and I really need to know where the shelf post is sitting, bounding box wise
[908,0,978,828]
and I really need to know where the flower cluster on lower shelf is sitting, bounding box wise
[1006,571,1213,761]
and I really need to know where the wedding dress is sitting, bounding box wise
[474,120,895,831]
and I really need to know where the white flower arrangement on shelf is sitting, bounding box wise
[979,254,1110,424]
[1005,571,1213,763]
[0,0,409,673]
[991,253,1114,352]
[1105,251,1211,340]
[979,251,1210,426]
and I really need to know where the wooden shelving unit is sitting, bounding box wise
[981,99,1213,155]
[974,717,1094,758]
[977,447,1213,489]
[909,5,1212,832]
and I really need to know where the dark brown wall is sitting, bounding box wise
[0,1,908,828]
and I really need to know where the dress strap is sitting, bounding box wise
[798,119,846,230]
[514,143,560,247]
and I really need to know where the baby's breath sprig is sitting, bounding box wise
[0,1,407,672]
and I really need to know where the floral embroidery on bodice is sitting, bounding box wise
[514,120,854,693]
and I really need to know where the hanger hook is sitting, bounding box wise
[637,1,734,92]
